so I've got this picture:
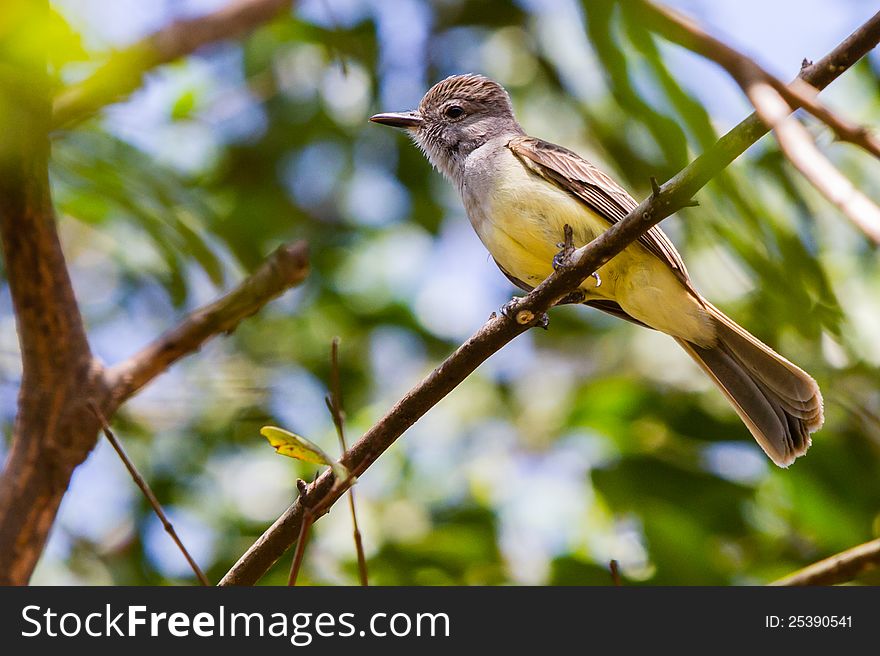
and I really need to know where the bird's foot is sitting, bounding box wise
[553,224,576,271]
[553,224,601,287]
[499,298,518,319]
[500,298,550,330]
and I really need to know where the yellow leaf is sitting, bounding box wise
[260,426,354,484]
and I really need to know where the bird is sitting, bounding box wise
[370,73,823,467]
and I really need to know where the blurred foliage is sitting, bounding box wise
[2,0,880,586]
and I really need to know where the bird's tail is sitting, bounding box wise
[674,301,824,467]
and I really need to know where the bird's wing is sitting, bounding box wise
[506,135,691,286]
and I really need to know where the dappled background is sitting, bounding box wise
[2,0,879,584]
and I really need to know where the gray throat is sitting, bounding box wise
[415,117,525,190]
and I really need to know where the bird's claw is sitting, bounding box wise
[552,224,599,288]
[553,224,576,271]
[552,249,571,271]
[500,298,519,319]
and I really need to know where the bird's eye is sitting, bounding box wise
[444,105,465,119]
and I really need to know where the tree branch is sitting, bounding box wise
[771,538,880,586]
[325,338,368,586]
[639,2,880,244]
[218,12,880,586]
[0,237,307,585]
[106,240,309,402]
[52,0,295,129]
[0,1,113,585]
[746,82,880,243]
[638,1,880,160]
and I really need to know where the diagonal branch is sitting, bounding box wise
[639,2,880,244]
[218,12,880,586]
[52,0,295,129]
[746,82,880,243]
[638,1,880,160]
[771,537,880,586]
[105,240,309,403]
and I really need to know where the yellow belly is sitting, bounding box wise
[475,159,714,345]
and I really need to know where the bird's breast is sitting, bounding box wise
[461,144,611,288]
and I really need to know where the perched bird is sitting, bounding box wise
[371,74,823,467]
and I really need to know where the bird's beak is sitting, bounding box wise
[369,110,422,129]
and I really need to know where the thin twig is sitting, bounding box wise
[288,479,312,586]
[88,402,211,586]
[326,338,369,586]
[218,10,880,587]
[283,339,370,586]
[770,537,880,586]
[746,82,880,243]
[609,559,622,586]
[287,473,350,585]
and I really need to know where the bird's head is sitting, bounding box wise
[370,74,522,182]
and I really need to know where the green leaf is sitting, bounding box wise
[260,426,354,484]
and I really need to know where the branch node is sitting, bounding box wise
[515,309,535,325]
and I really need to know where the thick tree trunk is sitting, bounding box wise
[0,1,109,585]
